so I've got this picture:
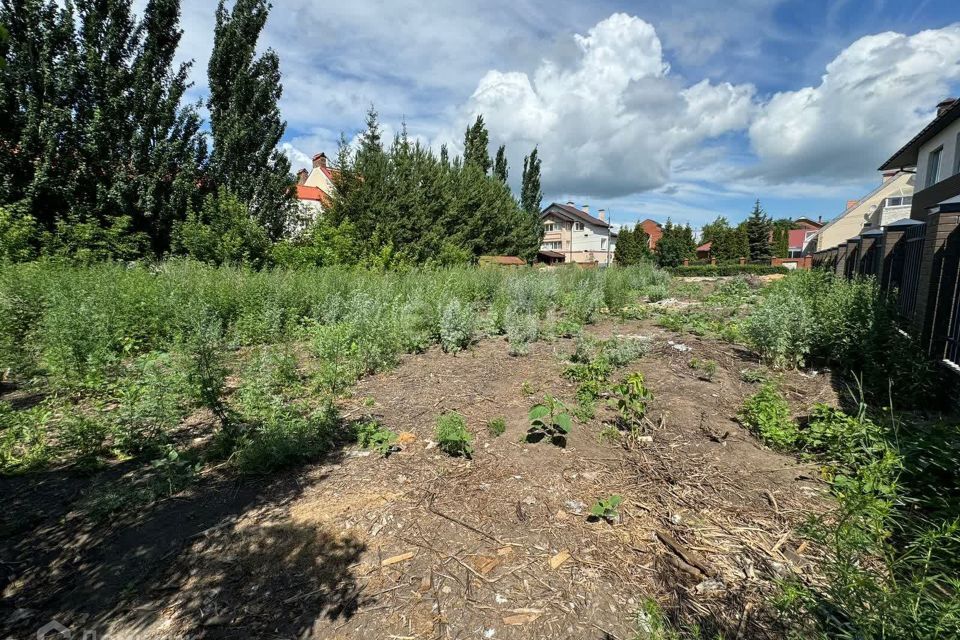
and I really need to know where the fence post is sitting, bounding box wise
[914,208,960,357]
[835,243,849,277]
[739,257,746,265]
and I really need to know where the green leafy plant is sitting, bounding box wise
[738,383,796,449]
[505,307,539,356]
[435,412,473,457]
[688,358,718,381]
[355,420,399,456]
[609,372,653,430]
[527,395,573,445]
[487,417,506,437]
[590,495,623,522]
[439,299,475,353]
[739,366,768,384]
[0,402,51,474]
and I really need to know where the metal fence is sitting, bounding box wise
[898,223,926,319]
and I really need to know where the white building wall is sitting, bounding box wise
[915,119,960,189]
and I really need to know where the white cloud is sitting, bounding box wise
[749,24,960,182]
[452,13,756,198]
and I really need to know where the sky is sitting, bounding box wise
[156,0,960,231]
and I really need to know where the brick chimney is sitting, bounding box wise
[937,98,958,118]
[581,204,590,215]
[313,153,327,169]
[296,168,308,185]
[882,170,898,183]
[598,209,606,221]
[846,199,859,211]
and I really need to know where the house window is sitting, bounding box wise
[543,222,557,232]
[926,146,943,188]
[885,196,913,207]
[574,222,584,231]
[600,238,606,249]
[542,241,562,250]
[955,132,960,175]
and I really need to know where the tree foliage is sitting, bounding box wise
[463,115,491,174]
[327,112,541,265]
[701,216,749,262]
[207,0,292,239]
[746,199,773,261]
[655,219,696,267]
[614,223,651,266]
[520,147,543,216]
[493,145,508,183]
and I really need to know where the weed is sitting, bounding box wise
[439,299,475,353]
[311,322,361,395]
[688,358,718,381]
[181,313,234,441]
[520,380,536,396]
[743,291,813,369]
[646,283,669,303]
[598,425,621,444]
[528,395,573,445]
[738,383,796,449]
[0,402,51,473]
[487,417,506,437]
[505,307,539,356]
[355,420,399,456]
[233,401,340,473]
[589,495,622,522]
[739,367,768,384]
[603,336,650,367]
[111,352,191,456]
[609,372,653,430]
[435,412,473,457]
[552,318,583,339]
[59,410,110,465]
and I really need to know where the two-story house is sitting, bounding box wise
[880,98,960,222]
[295,152,336,215]
[813,170,915,251]
[540,202,617,266]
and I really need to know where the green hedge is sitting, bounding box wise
[668,264,790,277]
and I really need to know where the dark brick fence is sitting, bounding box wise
[812,208,960,373]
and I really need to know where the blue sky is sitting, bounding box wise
[162,0,960,232]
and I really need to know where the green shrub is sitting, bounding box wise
[0,204,38,263]
[590,495,622,522]
[59,411,110,464]
[738,384,796,449]
[602,336,650,367]
[646,283,669,302]
[354,420,399,456]
[435,412,473,457]
[172,188,271,268]
[111,352,191,456]
[669,264,789,276]
[0,402,51,473]
[439,299,475,353]
[743,291,813,369]
[505,307,538,356]
[311,322,361,395]
[739,366,768,384]
[180,314,234,441]
[487,417,506,437]
[688,358,718,381]
[233,402,339,474]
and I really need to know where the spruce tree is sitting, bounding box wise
[493,145,508,184]
[614,223,650,266]
[463,115,491,174]
[207,0,292,239]
[520,147,543,215]
[745,199,773,261]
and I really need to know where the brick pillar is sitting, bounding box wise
[739,257,746,265]
[710,258,717,265]
[879,227,907,291]
[859,235,878,276]
[683,259,689,267]
[914,212,960,356]
[835,244,848,277]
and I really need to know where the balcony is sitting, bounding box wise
[911,172,960,220]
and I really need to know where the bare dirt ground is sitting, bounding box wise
[1,316,839,640]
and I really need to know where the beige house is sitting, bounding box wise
[541,202,617,266]
[813,170,915,251]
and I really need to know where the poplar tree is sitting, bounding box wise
[207,0,292,239]
[493,145,508,184]
[520,147,542,215]
[463,115,491,174]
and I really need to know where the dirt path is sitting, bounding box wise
[2,318,837,639]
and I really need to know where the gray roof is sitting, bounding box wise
[541,202,611,229]
[880,100,960,170]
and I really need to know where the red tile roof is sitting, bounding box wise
[697,241,712,252]
[296,184,331,207]
[479,255,526,266]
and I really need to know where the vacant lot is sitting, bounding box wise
[1,263,957,639]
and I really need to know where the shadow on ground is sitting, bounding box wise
[1,444,362,639]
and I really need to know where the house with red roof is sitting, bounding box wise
[294,152,337,220]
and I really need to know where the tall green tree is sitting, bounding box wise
[655,219,696,267]
[207,0,292,240]
[520,147,542,215]
[463,115,491,174]
[701,215,748,262]
[771,218,796,258]
[745,199,773,261]
[493,145,508,184]
[0,0,204,257]
[614,223,651,266]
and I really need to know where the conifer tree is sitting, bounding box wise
[745,199,773,261]
[463,115,491,174]
[207,0,292,239]
[493,145,508,184]
[614,223,651,266]
[520,147,543,216]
